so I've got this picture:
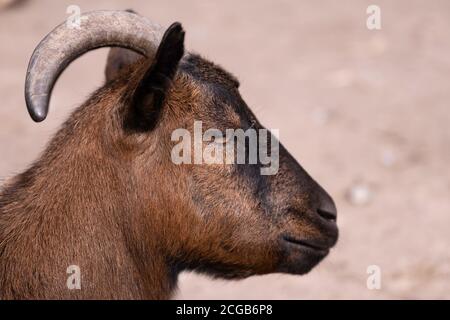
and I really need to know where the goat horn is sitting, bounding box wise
[25,10,163,122]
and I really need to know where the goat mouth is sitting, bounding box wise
[282,235,330,256]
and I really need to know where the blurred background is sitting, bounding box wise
[0,0,449,299]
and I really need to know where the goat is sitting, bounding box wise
[0,10,338,299]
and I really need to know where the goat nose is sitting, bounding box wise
[317,197,337,222]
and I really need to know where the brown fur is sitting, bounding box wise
[0,35,338,299]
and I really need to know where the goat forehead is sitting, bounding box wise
[180,54,240,88]
[179,54,258,121]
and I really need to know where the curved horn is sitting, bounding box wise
[25,10,163,122]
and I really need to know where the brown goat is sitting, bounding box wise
[0,11,338,299]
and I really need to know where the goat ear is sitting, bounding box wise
[105,48,142,82]
[129,22,185,130]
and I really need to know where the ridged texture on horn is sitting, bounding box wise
[25,10,163,122]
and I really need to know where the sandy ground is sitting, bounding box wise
[0,0,449,299]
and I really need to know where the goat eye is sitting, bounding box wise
[213,134,231,145]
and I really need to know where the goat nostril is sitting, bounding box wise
[317,208,337,222]
[316,196,337,222]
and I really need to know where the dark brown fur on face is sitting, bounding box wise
[0,23,338,300]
